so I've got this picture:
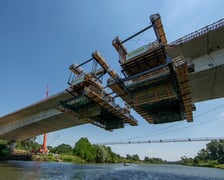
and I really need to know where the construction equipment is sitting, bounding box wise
[59,13,194,126]
[38,85,49,154]
[38,133,49,154]
[108,13,194,124]
[56,51,138,131]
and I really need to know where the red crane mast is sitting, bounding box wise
[39,85,49,154]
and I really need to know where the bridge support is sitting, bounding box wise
[9,141,17,152]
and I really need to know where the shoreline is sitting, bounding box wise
[1,154,223,169]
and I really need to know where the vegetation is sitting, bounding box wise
[180,140,224,168]
[0,137,163,163]
[73,137,121,163]
[144,156,165,164]
[0,137,223,168]
[15,138,41,151]
[0,140,10,157]
[51,143,73,154]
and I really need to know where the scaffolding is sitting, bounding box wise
[57,51,138,131]
[60,13,194,127]
[108,13,194,124]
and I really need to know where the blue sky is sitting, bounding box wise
[0,0,224,161]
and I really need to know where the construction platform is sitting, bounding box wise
[57,51,138,131]
[108,14,194,124]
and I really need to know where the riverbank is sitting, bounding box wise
[194,162,224,169]
[1,138,224,169]
[31,153,81,163]
[3,153,224,170]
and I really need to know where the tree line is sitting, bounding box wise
[180,140,224,168]
[3,138,223,167]
[0,137,164,164]
[50,137,164,163]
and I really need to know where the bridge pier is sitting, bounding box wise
[8,141,17,152]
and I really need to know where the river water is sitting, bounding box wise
[0,161,223,180]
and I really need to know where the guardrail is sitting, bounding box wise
[170,18,224,46]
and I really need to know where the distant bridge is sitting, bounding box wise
[97,137,224,146]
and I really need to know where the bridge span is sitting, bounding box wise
[0,15,224,142]
[168,18,224,102]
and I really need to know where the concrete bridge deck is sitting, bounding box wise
[0,91,76,141]
[168,20,224,102]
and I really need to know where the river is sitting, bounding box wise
[0,161,223,180]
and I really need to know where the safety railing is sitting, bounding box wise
[170,18,224,46]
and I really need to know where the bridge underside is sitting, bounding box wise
[190,62,224,102]
[0,92,85,141]
[0,111,87,141]
[168,26,224,102]
[0,86,137,141]
[168,26,224,59]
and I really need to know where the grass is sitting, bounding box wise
[61,154,83,163]
[214,164,224,169]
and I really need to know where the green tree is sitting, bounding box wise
[0,144,10,156]
[105,146,117,163]
[73,137,96,162]
[144,156,150,162]
[193,140,224,165]
[217,141,224,164]
[206,140,219,160]
[53,144,73,154]
[94,145,112,163]
[94,145,105,163]
[180,156,194,165]
[126,154,141,162]
[91,145,120,163]
[126,154,132,160]
[132,154,140,161]
[195,149,208,161]
[0,140,8,145]
[16,139,41,151]
[144,156,164,164]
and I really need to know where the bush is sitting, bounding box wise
[0,144,10,156]
[61,154,82,163]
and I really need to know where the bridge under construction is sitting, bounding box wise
[0,13,224,141]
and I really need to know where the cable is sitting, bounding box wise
[112,103,224,143]
[122,121,183,141]
[101,116,223,145]
[194,103,224,118]
[148,116,223,138]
